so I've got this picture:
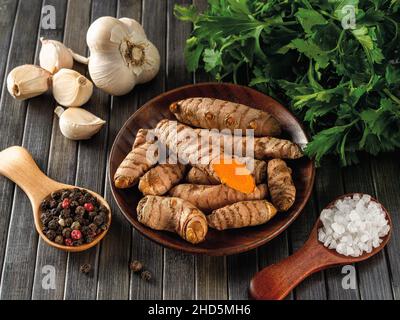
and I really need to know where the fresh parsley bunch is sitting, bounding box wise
[175,0,400,165]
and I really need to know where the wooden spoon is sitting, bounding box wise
[249,193,392,300]
[0,146,111,252]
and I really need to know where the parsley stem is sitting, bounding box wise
[384,88,400,105]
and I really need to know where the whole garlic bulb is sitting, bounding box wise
[86,16,160,96]
[52,69,93,107]
[54,106,106,140]
[7,65,51,100]
[39,38,74,74]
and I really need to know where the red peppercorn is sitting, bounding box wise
[64,238,73,246]
[84,203,94,212]
[71,229,82,240]
[62,198,70,209]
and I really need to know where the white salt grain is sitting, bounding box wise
[318,194,390,257]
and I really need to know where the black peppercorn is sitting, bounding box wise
[61,191,70,200]
[49,200,58,209]
[93,215,104,226]
[75,206,86,216]
[48,219,59,230]
[85,236,94,243]
[129,261,143,273]
[141,270,152,281]
[62,228,72,238]
[71,221,81,230]
[54,235,64,245]
[46,230,56,241]
[64,217,73,227]
[41,200,50,210]
[80,263,91,274]
[88,223,97,233]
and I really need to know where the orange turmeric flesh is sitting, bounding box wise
[211,157,255,194]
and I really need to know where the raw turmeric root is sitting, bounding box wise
[114,129,158,189]
[170,97,281,136]
[169,184,268,212]
[186,167,219,185]
[195,129,303,159]
[207,200,277,230]
[138,163,186,195]
[267,159,296,212]
[137,196,208,244]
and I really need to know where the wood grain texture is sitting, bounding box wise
[163,0,196,301]
[289,195,327,300]
[96,0,137,300]
[127,0,165,301]
[31,0,90,300]
[63,0,116,300]
[342,156,393,300]
[0,0,19,284]
[315,158,360,300]
[190,0,228,300]
[0,0,44,300]
[227,250,257,299]
[370,152,400,299]
[258,233,293,300]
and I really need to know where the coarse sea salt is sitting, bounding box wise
[318,194,390,257]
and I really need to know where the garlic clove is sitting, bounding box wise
[39,38,74,74]
[55,106,106,140]
[119,17,147,38]
[52,69,93,107]
[88,52,136,96]
[7,65,51,100]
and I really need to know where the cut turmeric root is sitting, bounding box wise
[267,159,296,211]
[169,184,268,212]
[138,163,186,195]
[207,200,277,230]
[114,129,158,189]
[170,97,281,136]
[137,196,208,244]
[210,156,256,194]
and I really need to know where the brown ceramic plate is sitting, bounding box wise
[109,83,315,256]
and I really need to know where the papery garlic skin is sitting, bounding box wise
[7,65,51,100]
[39,38,74,74]
[52,69,93,107]
[55,106,106,140]
[86,16,160,96]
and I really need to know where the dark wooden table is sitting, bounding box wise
[0,0,398,300]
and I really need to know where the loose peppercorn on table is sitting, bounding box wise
[0,0,398,300]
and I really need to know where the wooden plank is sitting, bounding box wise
[290,195,327,300]
[96,0,140,300]
[0,0,18,86]
[190,0,229,300]
[370,153,400,299]
[129,0,165,300]
[342,155,393,300]
[0,0,47,300]
[0,0,20,283]
[258,232,293,300]
[315,158,360,300]
[161,0,196,300]
[63,0,117,300]
[31,0,91,300]
[227,250,257,300]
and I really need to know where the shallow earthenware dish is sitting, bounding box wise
[109,83,315,255]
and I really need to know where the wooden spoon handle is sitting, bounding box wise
[0,146,57,206]
[249,237,336,300]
